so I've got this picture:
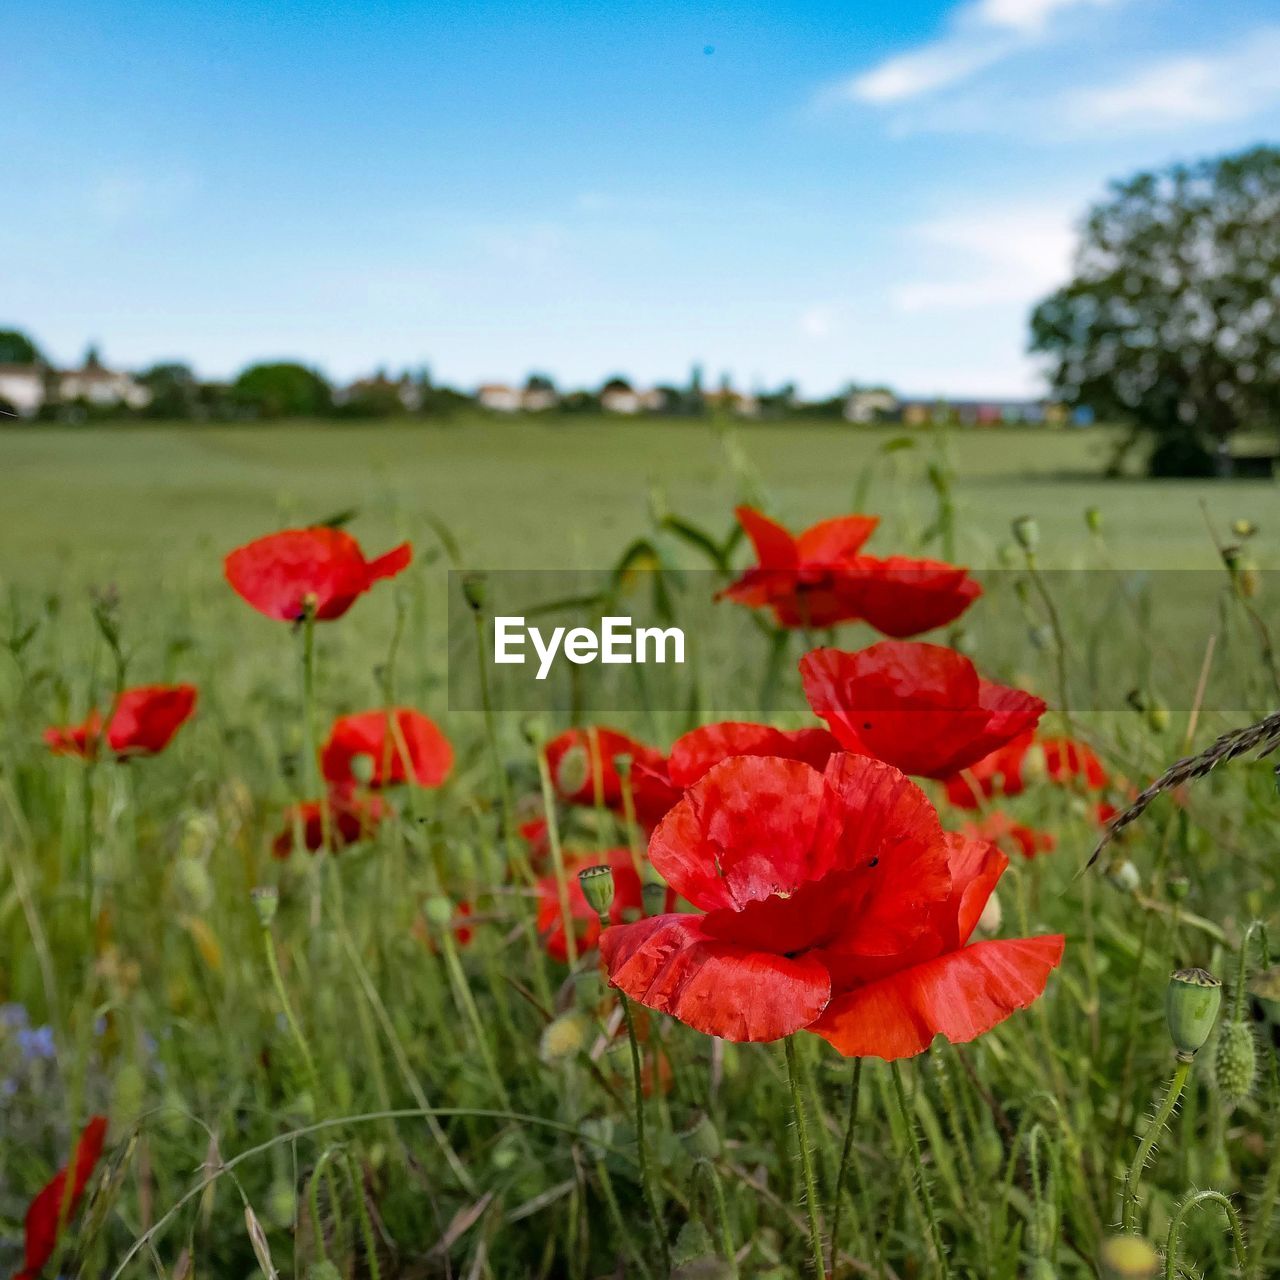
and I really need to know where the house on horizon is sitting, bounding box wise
[0,349,150,418]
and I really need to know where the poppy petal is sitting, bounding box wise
[20,1116,108,1280]
[365,541,412,585]
[794,515,880,563]
[321,708,453,789]
[734,506,798,570]
[225,527,370,621]
[809,935,1065,1060]
[942,834,1007,948]
[848,556,983,638]
[601,912,832,1042]
[106,684,198,756]
[667,721,841,788]
[649,756,828,912]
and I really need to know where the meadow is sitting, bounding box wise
[1,417,1279,1279]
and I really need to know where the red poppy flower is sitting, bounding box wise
[719,506,981,635]
[718,506,881,627]
[321,708,453,789]
[44,684,197,761]
[600,754,1062,1055]
[544,726,680,829]
[846,556,983,639]
[943,730,1036,809]
[224,527,411,622]
[15,1115,108,1280]
[536,850,656,962]
[961,810,1056,860]
[800,642,1045,780]
[1042,737,1108,790]
[272,789,389,858]
[667,721,842,788]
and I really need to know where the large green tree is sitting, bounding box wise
[231,362,332,419]
[0,329,44,365]
[1031,146,1280,476]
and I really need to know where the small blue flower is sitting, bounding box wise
[18,1025,56,1061]
[1,1002,30,1030]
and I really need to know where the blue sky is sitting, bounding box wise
[4,0,1280,396]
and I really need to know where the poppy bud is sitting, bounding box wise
[578,864,615,919]
[521,715,547,748]
[642,882,668,917]
[422,895,455,929]
[1012,515,1039,553]
[555,744,590,796]
[1098,1235,1159,1279]
[266,1176,296,1229]
[1106,859,1141,894]
[998,542,1020,568]
[1213,1020,1258,1103]
[350,752,375,785]
[1166,873,1189,903]
[976,890,1003,937]
[1085,506,1103,534]
[683,1112,722,1160]
[1147,701,1171,733]
[1166,968,1222,1060]
[1232,518,1257,539]
[251,885,278,927]
[613,752,633,778]
[460,572,487,611]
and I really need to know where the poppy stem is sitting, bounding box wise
[830,1057,865,1272]
[621,992,670,1274]
[1121,1057,1190,1233]
[534,748,579,968]
[260,915,323,1103]
[890,1060,950,1278]
[784,1036,827,1279]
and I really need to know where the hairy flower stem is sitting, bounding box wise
[345,1153,383,1280]
[830,1058,864,1271]
[696,1158,737,1274]
[1248,1124,1280,1279]
[1166,1189,1247,1279]
[1020,550,1073,731]
[890,1060,950,1278]
[785,1036,827,1279]
[1122,1058,1191,1233]
[622,992,670,1274]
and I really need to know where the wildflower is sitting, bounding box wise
[600,754,1063,1054]
[271,788,388,857]
[536,850,662,962]
[14,1115,109,1280]
[666,721,841,788]
[961,810,1056,860]
[224,526,411,622]
[800,642,1045,780]
[719,506,981,635]
[44,684,197,760]
[321,708,453,789]
[543,726,679,829]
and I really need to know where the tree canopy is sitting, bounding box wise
[232,362,333,419]
[0,329,44,365]
[1031,145,1280,476]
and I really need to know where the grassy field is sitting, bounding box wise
[1,416,1279,1280]
[2,419,1277,588]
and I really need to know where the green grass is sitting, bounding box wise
[1,416,1279,1279]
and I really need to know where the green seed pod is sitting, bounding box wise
[1085,506,1103,534]
[642,882,668,917]
[251,885,279,927]
[422,894,455,929]
[612,751,633,778]
[1213,1020,1258,1103]
[349,752,375,785]
[578,864,615,918]
[1012,515,1040,553]
[1166,968,1222,1060]
[460,571,487,611]
[266,1176,297,1229]
[555,743,589,796]
[1099,1235,1159,1279]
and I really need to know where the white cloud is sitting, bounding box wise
[828,0,1118,106]
[799,303,843,338]
[1061,28,1280,131]
[891,205,1075,313]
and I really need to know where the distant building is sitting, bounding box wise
[843,389,898,423]
[58,349,150,410]
[700,386,760,418]
[476,383,525,413]
[0,364,48,417]
[336,372,424,412]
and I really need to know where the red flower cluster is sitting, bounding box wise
[962,810,1056,860]
[274,706,452,856]
[720,506,981,635]
[322,708,453,789]
[943,732,1112,814]
[801,642,1045,779]
[15,1116,108,1280]
[224,526,411,622]
[535,850,658,961]
[544,727,680,831]
[45,685,197,761]
[600,754,1063,1056]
